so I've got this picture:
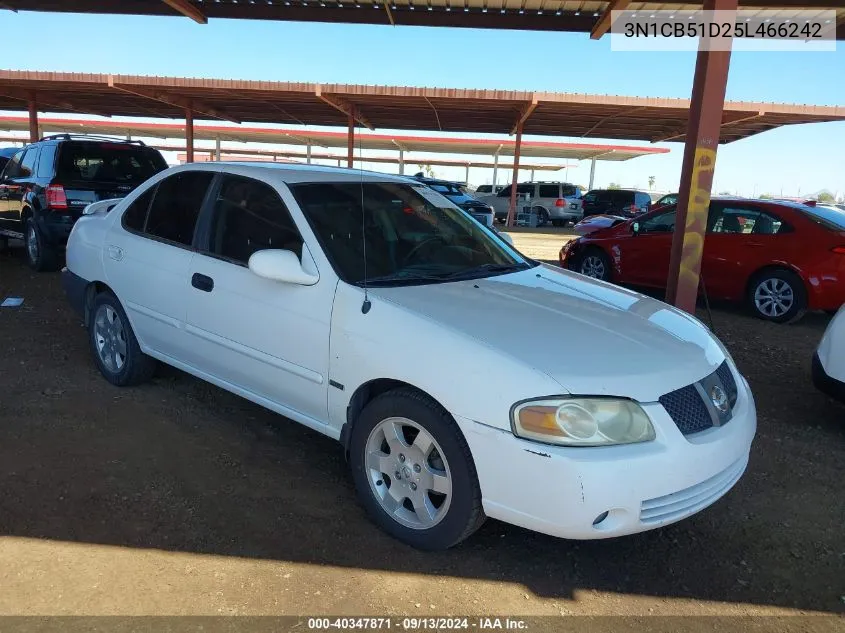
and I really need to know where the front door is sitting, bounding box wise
[184,173,333,425]
[619,207,676,288]
[0,149,25,228]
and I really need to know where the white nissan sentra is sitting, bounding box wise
[62,163,756,550]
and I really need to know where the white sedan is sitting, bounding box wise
[62,163,756,550]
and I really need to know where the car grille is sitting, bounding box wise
[658,360,737,436]
[640,454,748,525]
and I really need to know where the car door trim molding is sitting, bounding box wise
[125,300,183,330]
[184,322,325,385]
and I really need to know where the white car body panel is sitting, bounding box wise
[815,304,845,389]
[63,162,757,542]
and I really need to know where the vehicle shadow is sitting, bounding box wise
[0,254,843,615]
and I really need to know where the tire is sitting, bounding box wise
[88,292,157,386]
[747,268,807,324]
[534,207,549,228]
[577,247,612,281]
[349,388,485,550]
[25,218,59,272]
[551,219,563,228]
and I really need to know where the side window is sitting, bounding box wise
[36,144,57,178]
[19,148,40,178]
[517,184,534,196]
[752,211,786,235]
[636,193,651,207]
[207,174,303,265]
[539,185,559,198]
[497,185,511,198]
[145,171,213,247]
[122,186,156,233]
[639,208,676,234]
[560,184,577,197]
[1,150,23,179]
[709,206,761,234]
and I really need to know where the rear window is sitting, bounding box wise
[56,142,167,185]
[801,205,845,231]
[538,185,559,198]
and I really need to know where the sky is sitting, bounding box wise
[1,10,844,197]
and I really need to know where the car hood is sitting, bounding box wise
[370,265,726,402]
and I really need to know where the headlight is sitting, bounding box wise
[512,397,655,447]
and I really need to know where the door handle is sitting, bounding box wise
[191,273,214,293]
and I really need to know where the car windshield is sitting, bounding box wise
[290,181,532,286]
[56,142,167,185]
[800,204,845,231]
[430,183,474,203]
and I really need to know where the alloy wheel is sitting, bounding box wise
[754,278,794,318]
[93,304,128,374]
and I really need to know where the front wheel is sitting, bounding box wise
[748,269,807,324]
[533,207,550,227]
[25,218,59,272]
[578,248,612,281]
[349,389,485,550]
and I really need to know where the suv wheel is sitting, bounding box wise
[533,207,550,227]
[25,218,59,272]
[349,388,485,550]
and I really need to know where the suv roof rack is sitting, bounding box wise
[38,133,147,146]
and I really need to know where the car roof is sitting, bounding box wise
[162,161,418,185]
[0,147,19,158]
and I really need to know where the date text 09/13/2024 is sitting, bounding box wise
[307,618,528,630]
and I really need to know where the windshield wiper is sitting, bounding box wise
[439,262,531,280]
[361,270,451,286]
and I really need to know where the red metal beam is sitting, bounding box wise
[506,122,524,227]
[666,0,738,313]
[161,0,207,24]
[510,97,538,135]
[591,0,631,39]
[107,76,240,123]
[27,90,38,142]
[347,114,354,169]
[316,88,374,131]
[185,105,194,163]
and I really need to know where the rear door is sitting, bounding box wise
[104,170,214,361]
[55,141,168,218]
[6,148,39,224]
[0,149,24,224]
[621,207,676,287]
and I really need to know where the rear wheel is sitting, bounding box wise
[349,388,485,550]
[89,292,157,386]
[747,269,807,324]
[534,207,550,227]
[25,218,59,272]
[578,247,612,281]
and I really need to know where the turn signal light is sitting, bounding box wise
[832,246,845,254]
[555,199,565,207]
[46,184,68,210]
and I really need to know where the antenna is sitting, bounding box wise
[358,124,371,315]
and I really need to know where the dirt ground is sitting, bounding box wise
[0,235,843,619]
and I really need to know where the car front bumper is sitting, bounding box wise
[457,376,756,540]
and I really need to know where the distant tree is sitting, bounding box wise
[817,191,835,203]
[759,193,773,199]
[718,190,732,195]
[608,182,621,190]
[417,164,435,178]
[648,176,656,190]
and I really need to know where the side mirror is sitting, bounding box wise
[632,222,640,236]
[248,249,318,286]
[498,232,514,246]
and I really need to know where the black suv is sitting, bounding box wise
[582,189,652,219]
[0,134,168,271]
[411,174,495,227]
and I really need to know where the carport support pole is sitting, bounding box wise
[27,90,38,143]
[666,0,736,313]
[307,143,312,164]
[588,158,597,190]
[185,105,195,164]
[506,122,524,227]
[215,136,221,161]
[398,150,404,175]
[465,164,470,185]
[492,152,499,192]
[347,114,354,169]
[530,168,535,181]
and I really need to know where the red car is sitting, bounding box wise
[559,198,845,323]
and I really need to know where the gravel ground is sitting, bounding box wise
[0,244,843,618]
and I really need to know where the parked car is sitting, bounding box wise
[560,198,845,323]
[813,305,845,404]
[653,193,678,208]
[582,189,652,219]
[0,134,168,271]
[489,181,583,227]
[474,184,503,196]
[0,146,18,172]
[62,162,755,550]
[411,175,494,228]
